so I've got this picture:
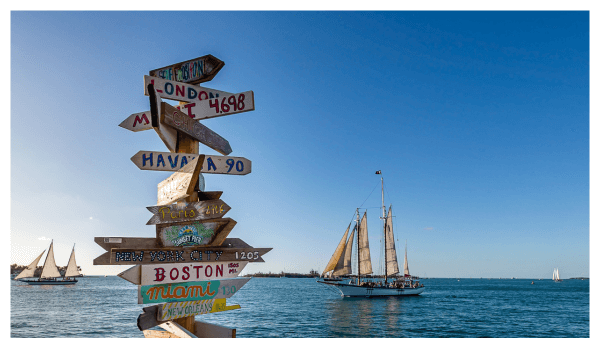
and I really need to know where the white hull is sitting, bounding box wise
[319,281,425,297]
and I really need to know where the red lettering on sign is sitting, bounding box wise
[154,268,165,282]
[182,266,190,280]
[170,268,179,280]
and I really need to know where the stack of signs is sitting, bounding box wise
[95,55,270,338]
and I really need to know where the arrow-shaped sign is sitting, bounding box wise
[157,156,204,206]
[94,237,251,251]
[157,299,240,322]
[119,111,151,132]
[159,99,232,155]
[149,55,225,85]
[156,218,236,247]
[137,300,239,331]
[146,199,231,225]
[138,277,250,304]
[131,151,252,175]
[93,246,272,265]
[175,91,254,121]
[118,261,248,285]
[144,75,233,103]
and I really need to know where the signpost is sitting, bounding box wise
[157,156,204,206]
[118,261,248,285]
[97,54,268,337]
[138,278,250,304]
[131,151,252,175]
[146,199,231,225]
[175,91,254,120]
[149,55,225,85]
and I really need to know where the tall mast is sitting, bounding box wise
[378,171,387,284]
[356,208,361,285]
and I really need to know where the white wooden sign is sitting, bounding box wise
[157,156,203,206]
[144,76,232,103]
[118,261,248,285]
[175,91,254,121]
[131,151,252,175]
[119,111,152,132]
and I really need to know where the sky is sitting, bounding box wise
[9,11,590,279]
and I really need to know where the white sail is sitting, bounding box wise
[14,250,46,280]
[40,241,61,278]
[403,241,410,276]
[64,246,79,278]
[358,212,372,275]
[322,225,350,276]
[385,206,399,276]
[556,269,560,280]
[333,227,355,276]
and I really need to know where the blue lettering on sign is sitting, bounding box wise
[157,154,166,168]
[143,153,153,167]
[180,156,189,168]
[188,88,197,100]
[207,158,217,171]
[168,155,179,169]
[165,83,174,95]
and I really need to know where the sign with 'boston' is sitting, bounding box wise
[118,261,249,285]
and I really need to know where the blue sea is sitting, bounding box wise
[11,277,589,337]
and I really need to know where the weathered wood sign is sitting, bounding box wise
[131,151,252,175]
[160,100,232,155]
[144,76,233,103]
[93,246,272,265]
[138,277,250,304]
[156,218,236,247]
[118,261,248,285]
[119,111,152,132]
[142,321,236,338]
[146,199,230,225]
[149,83,178,152]
[158,299,240,321]
[175,91,254,121]
[94,237,251,251]
[149,55,225,85]
[157,156,204,206]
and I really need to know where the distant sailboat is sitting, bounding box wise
[14,241,79,285]
[318,171,425,297]
[552,268,562,282]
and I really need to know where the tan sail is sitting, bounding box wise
[322,224,350,276]
[40,241,61,278]
[358,212,372,275]
[333,227,355,276]
[14,250,46,280]
[385,206,399,276]
[403,241,410,276]
[64,246,79,278]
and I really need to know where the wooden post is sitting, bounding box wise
[175,122,200,333]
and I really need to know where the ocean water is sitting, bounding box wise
[11,277,589,337]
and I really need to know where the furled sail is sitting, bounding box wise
[403,241,410,276]
[385,206,399,276]
[14,250,45,280]
[322,224,351,276]
[64,246,79,278]
[40,241,61,278]
[333,227,355,276]
[358,212,372,275]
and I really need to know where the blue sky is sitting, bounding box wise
[9,11,589,278]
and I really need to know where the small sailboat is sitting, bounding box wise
[552,268,562,282]
[14,241,79,285]
[318,171,425,297]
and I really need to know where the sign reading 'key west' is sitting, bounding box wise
[149,55,225,85]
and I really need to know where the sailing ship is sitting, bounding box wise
[14,241,80,285]
[318,171,425,297]
[552,268,562,282]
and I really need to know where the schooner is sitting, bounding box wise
[14,241,80,285]
[318,171,425,297]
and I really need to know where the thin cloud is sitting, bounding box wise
[424,227,434,231]
[38,236,51,241]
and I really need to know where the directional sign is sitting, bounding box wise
[93,246,272,265]
[160,100,232,155]
[175,91,254,121]
[157,156,204,206]
[131,151,252,175]
[146,199,231,225]
[149,83,178,152]
[144,75,233,103]
[138,277,250,304]
[94,237,252,251]
[119,111,152,132]
[156,218,236,247]
[157,299,240,322]
[118,261,249,285]
[149,55,225,85]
